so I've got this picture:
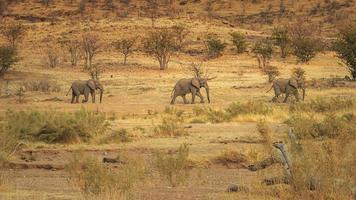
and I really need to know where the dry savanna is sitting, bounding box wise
[0,0,355,199]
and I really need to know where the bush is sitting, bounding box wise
[66,154,146,199]
[333,23,356,79]
[230,32,248,53]
[0,46,18,77]
[204,34,226,58]
[154,114,187,137]
[213,149,247,168]
[271,26,290,58]
[289,97,354,113]
[291,37,323,63]
[292,67,306,80]
[4,109,108,143]
[154,144,191,187]
[252,39,273,69]
[100,129,132,144]
[286,113,356,139]
[22,79,61,93]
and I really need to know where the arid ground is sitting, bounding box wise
[0,0,355,200]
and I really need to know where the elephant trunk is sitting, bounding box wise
[205,86,210,103]
[99,88,103,103]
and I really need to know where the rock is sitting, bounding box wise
[227,183,248,192]
[102,157,124,164]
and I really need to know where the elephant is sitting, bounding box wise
[170,77,211,105]
[267,78,305,103]
[66,79,103,104]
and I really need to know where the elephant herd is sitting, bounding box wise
[66,77,305,104]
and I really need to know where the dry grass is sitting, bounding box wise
[154,107,187,137]
[66,153,147,200]
[213,149,248,168]
[154,143,191,187]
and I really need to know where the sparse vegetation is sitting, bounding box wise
[0,46,18,77]
[230,32,248,53]
[1,22,26,49]
[289,97,354,113]
[154,143,191,187]
[213,149,248,168]
[333,22,356,79]
[3,109,108,143]
[63,39,81,67]
[66,154,146,199]
[44,44,60,68]
[154,107,187,137]
[22,79,61,93]
[82,33,100,71]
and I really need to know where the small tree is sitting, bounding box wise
[271,26,290,58]
[115,38,135,65]
[82,33,100,70]
[64,39,81,67]
[144,28,176,70]
[88,64,103,80]
[333,23,356,79]
[289,20,323,63]
[204,34,226,58]
[252,39,273,69]
[230,32,248,53]
[1,22,26,49]
[44,44,60,68]
[0,46,18,77]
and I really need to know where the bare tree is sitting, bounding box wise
[144,28,176,70]
[1,22,26,49]
[114,38,136,65]
[171,25,188,51]
[44,44,60,68]
[64,39,81,67]
[88,64,103,80]
[82,33,100,70]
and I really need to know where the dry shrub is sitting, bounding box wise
[283,136,355,200]
[256,119,272,147]
[154,107,187,137]
[100,129,132,144]
[286,112,355,139]
[154,143,191,187]
[22,79,61,93]
[66,154,146,199]
[213,149,248,168]
[4,108,108,143]
[191,101,272,123]
[290,97,354,113]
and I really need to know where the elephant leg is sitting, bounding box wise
[71,91,75,104]
[82,93,89,103]
[197,91,204,103]
[294,90,300,102]
[91,91,95,103]
[283,93,290,103]
[75,95,79,103]
[182,95,188,104]
[273,85,281,102]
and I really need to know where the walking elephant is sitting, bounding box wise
[66,79,103,104]
[170,77,210,105]
[267,78,305,103]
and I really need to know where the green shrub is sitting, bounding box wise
[271,26,290,58]
[0,46,18,77]
[4,108,108,143]
[333,22,356,79]
[252,39,273,68]
[230,32,248,53]
[291,37,323,63]
[204,34,226,58]
[154,143,191,187]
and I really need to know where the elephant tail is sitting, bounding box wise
[266,85,273,93]
[66,86,72,96]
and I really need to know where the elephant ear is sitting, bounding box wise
[87,80,96,90]
[289,78,298,88]
[191,78,200,89]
